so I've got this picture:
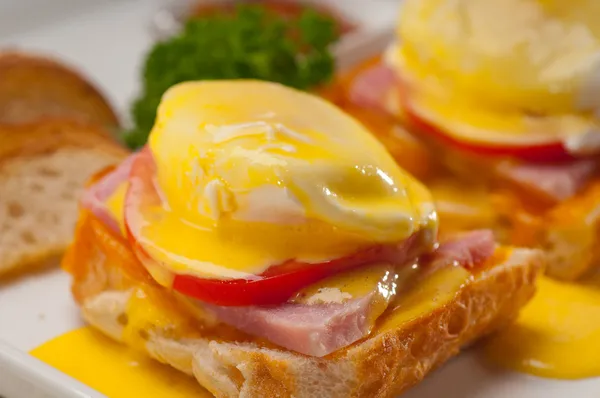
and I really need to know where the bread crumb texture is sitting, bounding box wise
[0,120,127,277]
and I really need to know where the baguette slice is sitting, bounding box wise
[541,180,600,280]
[0,120,128,277]
[0,51,119,128]
[78,248,542,398]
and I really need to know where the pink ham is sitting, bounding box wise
[428,230,496,270]
[348,62,395,111]
[194,229,496,357]
[202,283,389,358]
[80,153,136,233]
[496,159,598,202]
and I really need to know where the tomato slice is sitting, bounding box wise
[124,147,420,306]
[403,105,575,163]
[172,243,413,306]
[395,77,577,163]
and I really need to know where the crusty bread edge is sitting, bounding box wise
[541,180,600,281]
[0,119,129,164]
[0,50,120,128]
[80,248,542,398]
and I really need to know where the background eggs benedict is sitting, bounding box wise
[341,0,600,281]
[330,0,600,382]
[391,0,600,160]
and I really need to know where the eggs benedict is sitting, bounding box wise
[64,80,541,397]
[329,0,600,382]
[342,0,600,281]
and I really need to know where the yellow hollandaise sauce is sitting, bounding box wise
[485,276,600,379]
[105,181,128,234]
[132,80,437,281]
[293,263,399,328]
[377,265,471,332]
[31,328,211,398]
[397,0,600,113]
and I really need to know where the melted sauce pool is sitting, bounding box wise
[31,327,210,397]
[485,276,600,379]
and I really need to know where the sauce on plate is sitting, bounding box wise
[485,276,600,379]
[31,327,210,398]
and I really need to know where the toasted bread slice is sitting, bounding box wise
[78,248,541,398]
[0,51,119,128]
[0,120,128,277]
[539,181,600,280]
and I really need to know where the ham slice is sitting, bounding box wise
[202,284,388,357]
[194,229,496,357]
[80,153,136,233]
[428,230,496,271]
[348,62,395,110]
[496,160,598,202]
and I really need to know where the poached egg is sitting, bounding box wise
[388,0,600,152]
[388,0,600,380]
[118,80,437,280]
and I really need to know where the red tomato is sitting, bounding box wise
[395,76,577,163]
[172,243,412,306]
[125,147,417,306]
[403,105,575,163]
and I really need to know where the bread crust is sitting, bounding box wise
[0,119,128,162]
[486,179,600,281]
[0,51,119,128]
[79,249,542,398]
[541,180,600,280]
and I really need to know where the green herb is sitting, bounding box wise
[124,4,338,148]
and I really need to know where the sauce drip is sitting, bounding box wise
[31,328,210,398]
[485,276,600,379]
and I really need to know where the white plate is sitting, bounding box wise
[0,1,598,397]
